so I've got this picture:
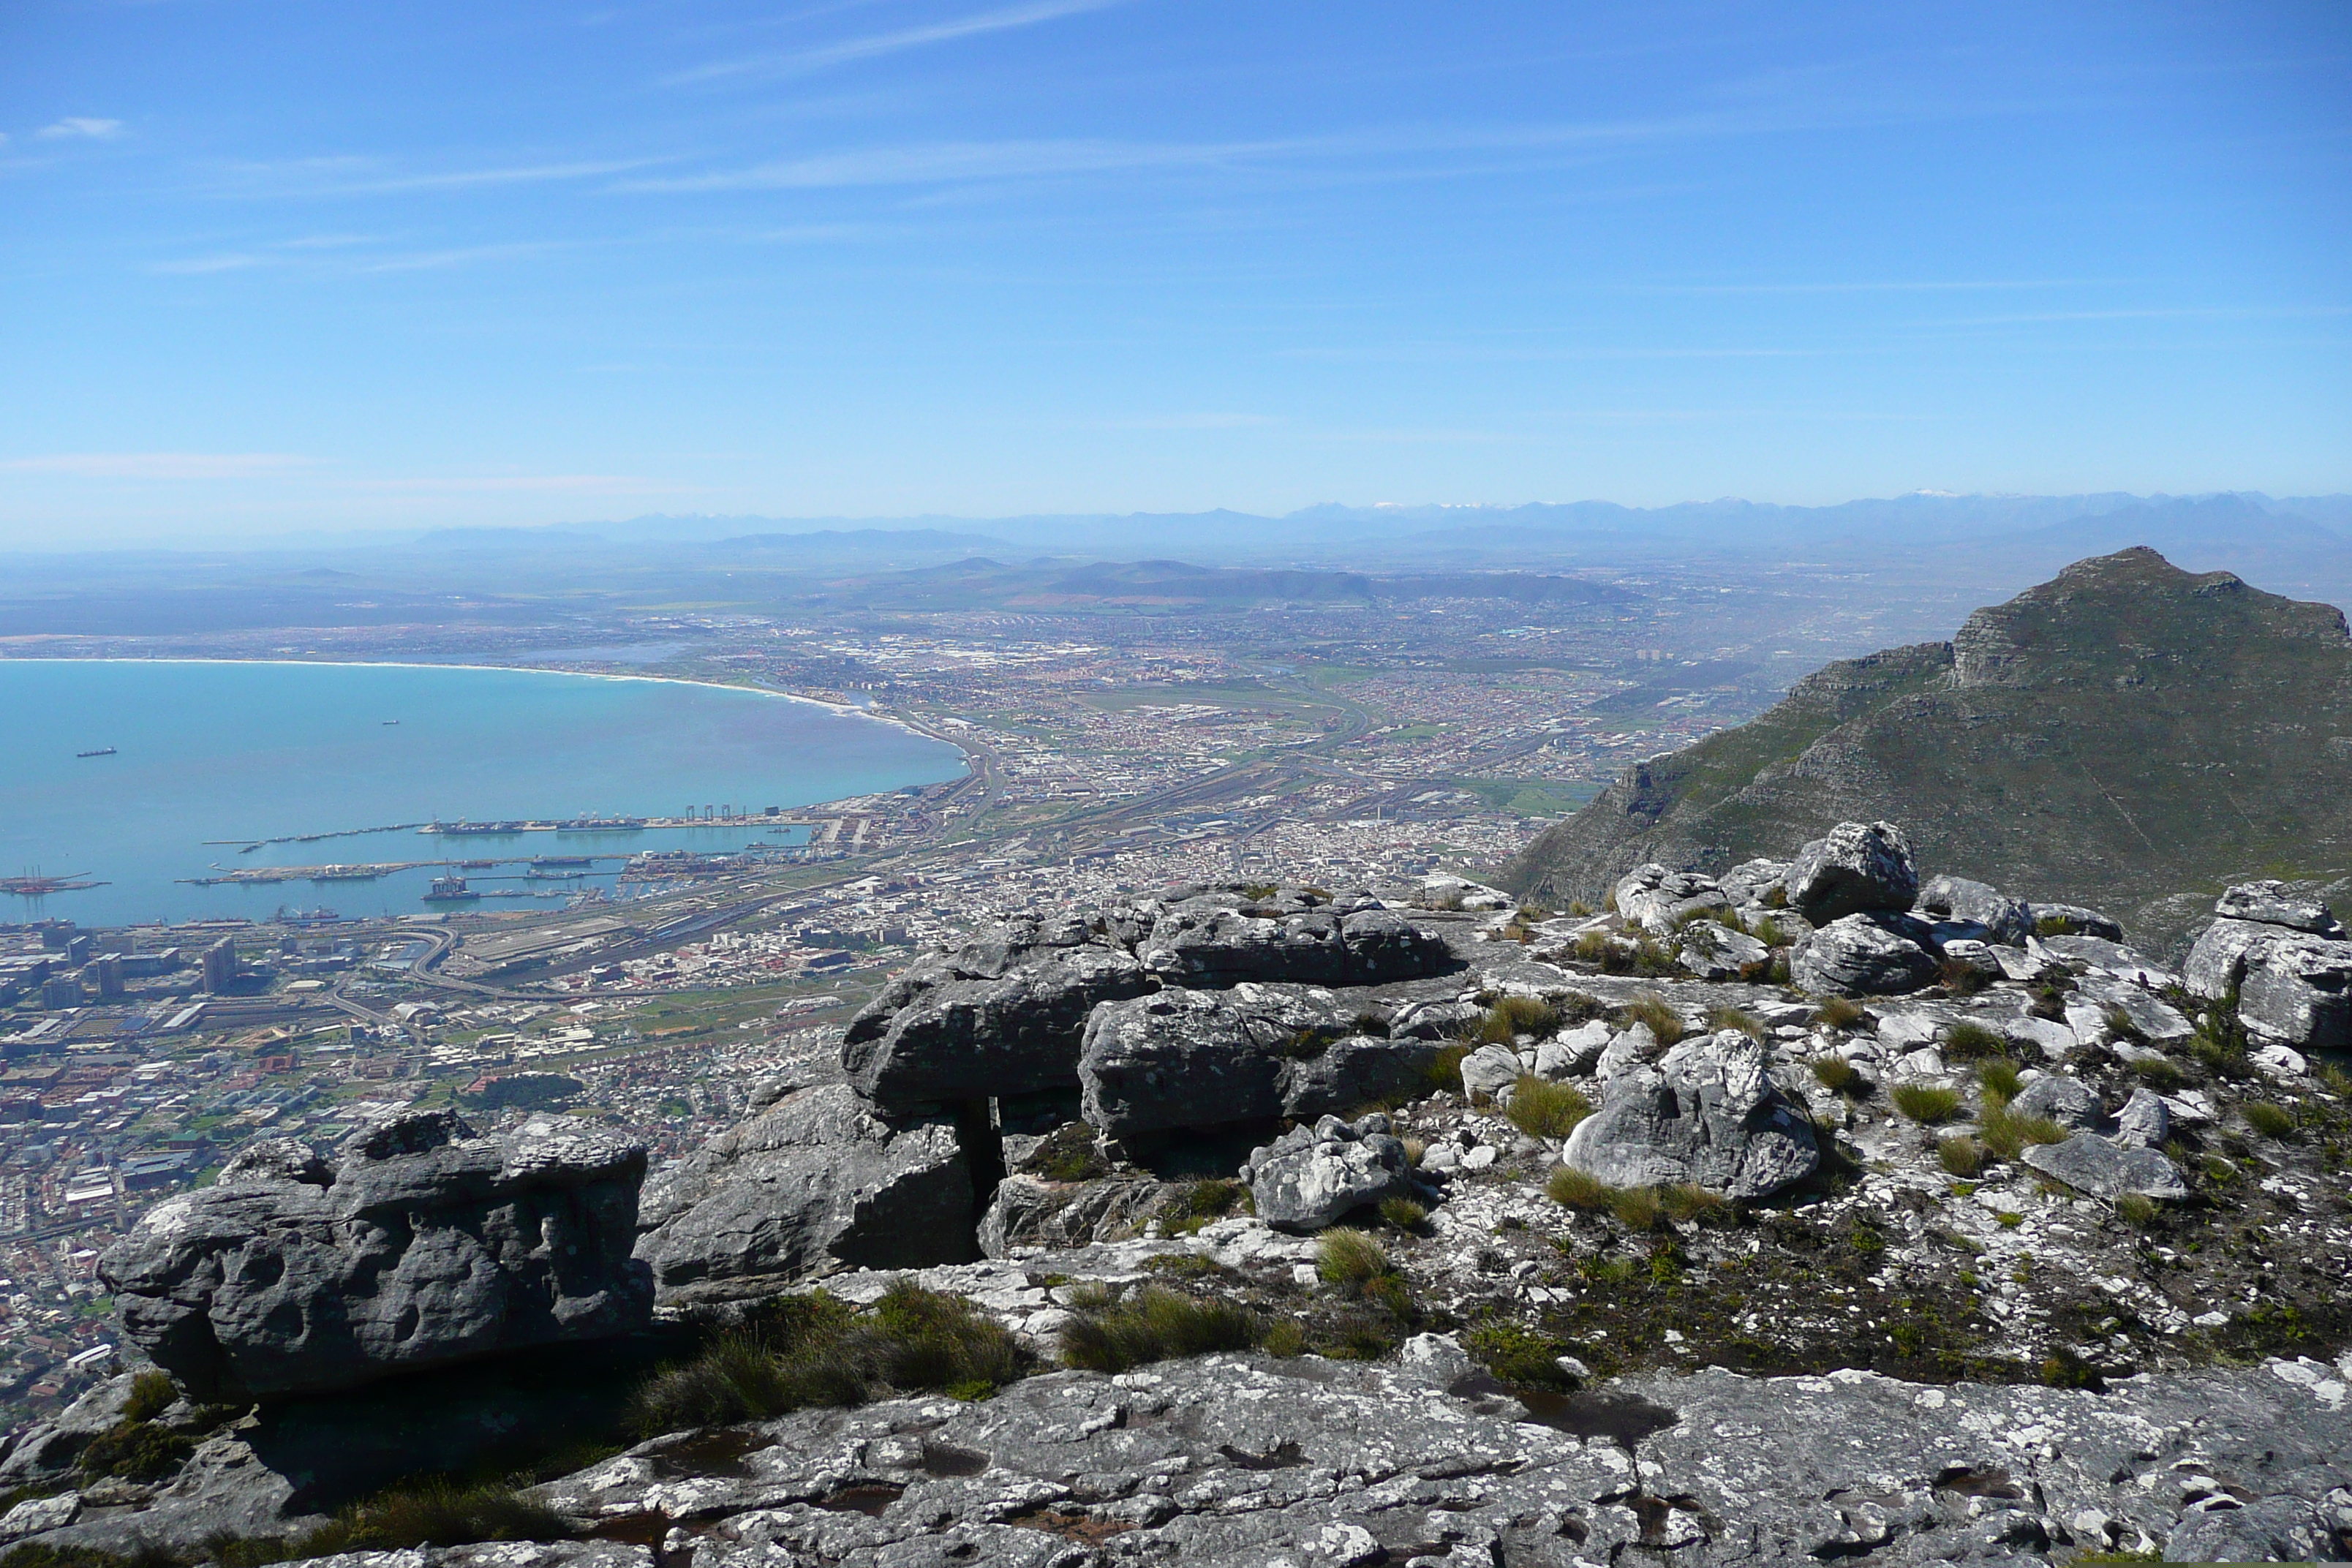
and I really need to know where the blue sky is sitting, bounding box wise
[1,0,2346,543]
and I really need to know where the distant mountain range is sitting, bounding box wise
[1504,546,2352,951]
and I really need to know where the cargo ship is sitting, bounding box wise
[423,875,480,902]
[76,747,116,758]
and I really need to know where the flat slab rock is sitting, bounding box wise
[206,1352,2350,1568]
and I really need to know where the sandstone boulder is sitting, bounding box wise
[1915,874,2033,946]
[1610,864,1732,935]
[1560,1032,1818,1199]
[2022,1132,2185,1200]
[1138,900,1454,987]
[1674,920,1771,981]
[1077,989,1436,1139]
[99,1111,650,1403]
[1241,1113,1414,1232]
[2214,879,2345,936]
[1790,913,1939,996]
[840,944,1150,1107]
[2008,1073,2103,1130]
[633,1084,973,1300]
[1784,821,1919,925]
[977,1174,1172,1258]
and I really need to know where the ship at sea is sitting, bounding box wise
[423,875,480,902]
[76,747,117,758]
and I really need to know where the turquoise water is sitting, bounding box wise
[0,661,965,927]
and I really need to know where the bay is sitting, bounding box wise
[0,660,966,927]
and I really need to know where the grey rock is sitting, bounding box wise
[2031,901,2124,941]
[1243,1115,1412,1232]
[494,1352,2352,1568]
[1790,912,1940,996]
[2112,1086,2171,1149]
[2184,915,2276,1000]
[2021,1132,2187,1200]
[2237,931,2352,1052]
[2168,1496,2342,1564]
[1784,821,1920,924]
[1716,856,1790,906]
[841,943,1152,1107]
[977,1174,1172,1257]
[1561,1031,1819,1198]
[2009,1073,2104,1130]
[1137,900,1454,988]
[1533,1020,1611,1079]
[2076,979,2197,1044]
[1610,864,1732,935]
[1457,1043,1522,1104]
[1673,919,1771,981]
[1077,988,1436,1139]
[633,1084,973,1300]
[2215,878,2347,937]
[1916,873,2035,946]
[99,1110,650,1402]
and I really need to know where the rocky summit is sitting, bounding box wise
[14,847,2352,1567]
[1504,548,2352,950]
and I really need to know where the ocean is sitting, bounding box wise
[0,660,967,927]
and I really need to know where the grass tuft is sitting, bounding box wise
[2242,1100,2297,1139]
[1315,1227,1391,1287]
[1547,1165,1613,1210]
[1608,1185,1665,1230]
[1891,1084,1963,1125]
[1812,995,1867,1030]
[1504,1077,1593,1139]
[1809,1055,1858,1095]
[1376,1196,1428,1231]
[1978,1060,2024,1102]
[1619,991,1685,1046]
[1937,1136,1985,1177]
[1058,1286,1264,1373]
[1706,1004,1765,1040]
[1942,1021,2010,1062]
[1978,1105,2068,1161]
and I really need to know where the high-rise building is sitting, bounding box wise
[201,937,238,994]
[91,954,124,1000]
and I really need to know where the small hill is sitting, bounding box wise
[1504,547,2352,949]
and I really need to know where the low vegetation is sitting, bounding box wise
[630,1284,1027,1436]
[1941,1022,2010,1062]
[1937,1135,1986,1177]
[1978,1060,2024,1102]
[1813,995,1868,1030]
[1891,1084,1963,1125]
[1058,1286,1266,1373]
[1619,991,1685,1045]
[1315,1227,1391,1288]
[1809,1055,1862,1096]
[1705,1004,1764,1039]
[2243,1101,2297,1139]
[1547,1165,1613,1210]
[1377,1195,1429,1231]
[1504,1076,1592,1139]
[1979,1104,2069,1161]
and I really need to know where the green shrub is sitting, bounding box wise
[1942,1022,2009,1062]
[1810,1055,1858,1095]
[1706,1005,1765,1040]
[630,1284,1026,1436]
[1259,1318,1307,1357]
[2034,913,2075,938]
[1461,1321,1580,1390]
[1547,1165,1613,1210]
[1164,1178,1247,1235]
[1813,995,1867,1030]
[1490,995,1561,1037]
[2116,1193,2157,1226]
[1425,1042,1471,1094]
[1377,1196,1428,1231]
[2127,1055,2184,1090]
[1023,1123,1109,1183]
[1316,1227,1391,1287]
[119,1372,176,1425]
[1620,991,1684,1045]
[1752,916,1790,948]
[1937,1136,1985,1177]
[1504,1077,1592,1139]
[309,1480,570,1553]
[1059,1286,1264,1372]
[1891,1084,1963,1125]
[2244,1101,2297,1139]
[1940,960,1993,996]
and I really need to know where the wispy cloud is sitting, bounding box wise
[36,117,125,141]
[149,252,269,275]
[666,0,1127,86]
[1090,412,1279,431]
[0,453,314,479]
[202,155,663,199]
[355,241,568,272]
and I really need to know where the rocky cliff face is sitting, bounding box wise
[1505,549,2352,951]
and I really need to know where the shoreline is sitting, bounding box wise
[0,653,970,770]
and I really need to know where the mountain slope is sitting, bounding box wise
[1504,548,2352,948]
